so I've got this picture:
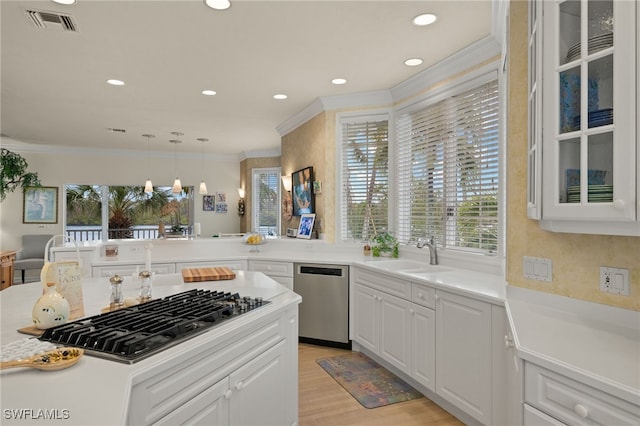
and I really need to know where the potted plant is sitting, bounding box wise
[371,231,399,258]
[0,148,41,202]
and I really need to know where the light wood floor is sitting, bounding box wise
[298,343,464,426]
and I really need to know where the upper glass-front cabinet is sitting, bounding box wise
[537,0,637,230]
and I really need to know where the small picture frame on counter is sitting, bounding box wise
[296,213,315,239]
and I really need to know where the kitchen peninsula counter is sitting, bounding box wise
[0,272,301,426]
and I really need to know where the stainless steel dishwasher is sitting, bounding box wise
[294,263,350,349]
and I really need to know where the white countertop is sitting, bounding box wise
[506,285,640,406]
[0,272,300,426]
[48,238,639,409]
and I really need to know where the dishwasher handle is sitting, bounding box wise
[298,266,344,277]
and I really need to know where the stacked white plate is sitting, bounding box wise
[566,32,613,62]
[567,184,613,203]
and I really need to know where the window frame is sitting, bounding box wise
[395,71,501,256]
[251,167,281,235]
[335,109,392,244]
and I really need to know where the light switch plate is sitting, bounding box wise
[523,256,552,282]
[600,267,630,296]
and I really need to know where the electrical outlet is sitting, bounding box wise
[600,267,630,296]
[523,256,552,282]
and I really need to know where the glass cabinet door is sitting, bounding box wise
[542,0,636,221]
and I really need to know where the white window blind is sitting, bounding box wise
[340,117,389,242]
[252,168,280,235]
[396,79,499,254]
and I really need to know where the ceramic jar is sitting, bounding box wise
[32,282,70,330]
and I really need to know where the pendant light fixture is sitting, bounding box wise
[197,138,209,194]
[142,134,155,193]
[169,132,183,194]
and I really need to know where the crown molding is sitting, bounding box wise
[390,35,501,103]
[0,138,239,162]
[276,90,392,137]
[237,148,282,161]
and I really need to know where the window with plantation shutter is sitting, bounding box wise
[252,167,280,235]
[338,114,389,242]
[396,77,499,254]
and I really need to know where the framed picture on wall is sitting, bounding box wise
[203,195,215,211]
[292,166,314,216]
[296,213,316,239]
[23,186,58,223]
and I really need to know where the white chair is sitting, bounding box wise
[13,234,53,283]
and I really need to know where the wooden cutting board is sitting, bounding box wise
[182,267,236,283]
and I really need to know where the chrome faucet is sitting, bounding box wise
[417,237,438,265]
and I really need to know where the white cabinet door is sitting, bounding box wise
[436,289,492,425]
[154,377,230,426]
[538,0,638,233]
[411,303,435,392]
[379,292,412,375]
[353,283,379,353]
[92,263,175,278]
[229,340,290,426]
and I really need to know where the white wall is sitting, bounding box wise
[0,144,242,250]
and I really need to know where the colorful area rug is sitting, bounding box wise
[316,352,423,409]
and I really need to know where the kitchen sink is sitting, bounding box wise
[364,259,428,271]
[399,266,450,274]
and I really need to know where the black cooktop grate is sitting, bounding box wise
[39,289,269,364]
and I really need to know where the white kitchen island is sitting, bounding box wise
[0,271,301,426]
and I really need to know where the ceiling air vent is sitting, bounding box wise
[25,9,78,32]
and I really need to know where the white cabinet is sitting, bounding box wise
[228,340,288,426]
[528,0,639,235]
[128,307,297,426]
[248,260,293,289]
[435,289,492,425]
[92,262,175,278]
[524,362,640,426]
[154,341,289,426]
[353,282,412,375]
[410,303,435,392]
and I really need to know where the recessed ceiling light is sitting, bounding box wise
[205,0,231,10]
[412,13,437,26]
[202,90,217,96]
[51,0,76,4]
[404,58,423,66]
[273,94,288,100]
[106,79,125,86]
[331,78,347,85]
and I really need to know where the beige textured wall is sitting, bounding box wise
[281,112,333,240]
[506,1,639,310]
[240,156,280,233]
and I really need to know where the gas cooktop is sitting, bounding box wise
[39,289,270,364]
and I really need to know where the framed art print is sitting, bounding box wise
[296,213,316,239]
[203,195,215,211]
[292,166,314,216]
[23,186,58,224]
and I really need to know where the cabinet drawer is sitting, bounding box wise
[525,363,640,426]
[352,267,411,300]
[411,282,435,309]
[177,260,248,271]
[249,260,293,277]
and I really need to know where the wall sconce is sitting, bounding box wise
[281,175,293,221]
[237,187,245,216]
